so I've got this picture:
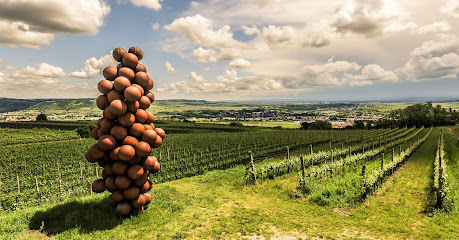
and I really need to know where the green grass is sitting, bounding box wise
[1,127,459,239]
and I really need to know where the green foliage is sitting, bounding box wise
[388,102,459,127]
[76,124,96,138]
[301,120,332,130]
[229,121,243,127]
[36,114,47,121]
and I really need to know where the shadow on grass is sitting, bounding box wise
[28,197,123,236]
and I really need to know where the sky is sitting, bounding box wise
[0,0,458,101]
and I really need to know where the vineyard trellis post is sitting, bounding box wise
[399,145,402,156]
[380,153,384,185]
[248,151,257,183]
[35,177,40,202]
[437,167,443,208]
[361,164,366,197]
[16,174,20,194]
[300,156,305,179]
[286,146,290,160]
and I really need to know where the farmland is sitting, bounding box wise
[0,122,459,239]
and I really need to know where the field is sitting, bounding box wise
[1,122,458,239]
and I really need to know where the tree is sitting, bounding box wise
[301,120,332,130]
[76,124,96,138]
[353,120,365,129]
[36,113,47,121]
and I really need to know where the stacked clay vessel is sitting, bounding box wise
[86,46,165,217]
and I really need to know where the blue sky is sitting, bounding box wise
[0,0,458,100]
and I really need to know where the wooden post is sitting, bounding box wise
[439,146,442,168]
[79,163,83,179]
[381,153,384,185]
[248,151,257,183]
[362,164,366,194]
[362,140,365,154]
[309,144,313,155]
[286,146,290,160]
[392,148,394,162]
[348,146,352,158]
[59,180,63,193]
[329,142,333,163]
[300,156,305,179]
[90,183,93,195]
[159,149,162,161]
[399,145,402,156]
[95,166,99,179]
[35,177,40,201]
[437,167,443,208]
[167,147,170,160]
[16,174,20,194]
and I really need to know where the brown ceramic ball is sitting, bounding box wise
[127,164,144,180]
[109,99,127,116]
[135,109,148,123]
[147,179,153,191]
[107,90,125,102]
[118,67,135,81]
[122,136,139,147]
[114,76,131,92]
[89,144,104,159]
[105,176,117,192]
[97,159,107,167]
[122,53,139,69]
[91,127,100,140]
[146,111,155,124]
[91,179,106,193]
[100,118,116,132]
[152,135,163,149]
[118,112,135,127]
[124,86,141,102]
[97,117,104,127]
[132,207,144,216]
[103,66,117,81]
[152,161,160,173]
[115,201,132,217]
[133,72,149,87]
[140,180,150,193]
[133,170,149,186]
[154,128,166,139]
[145,78,154,91]
[130,123,145,137]
[85,151,98,163]
[102,168,111,179]
[115,175,132,189]
[111,190,125,202]
[103,106,117,120]
[107,196,117,207]
[135,141,151,157]
[150,123,155,129]
[110,125,128,140]
[142,130,157,145]
[126,100,139,112]
[145,91,155,103]
[112,160,129,175]
[96,95,109,110]
[98,79,113,94]
[113,47,127,62]
[132,84,145,96]
[144,124,153,130]
[127,155,141,164]
[144,193,152,205]
[119,145,136,161]
[142,156,157,171]
[109,147,121,160]
[132,194,147,208]
[97,128,107,139]
[116,63,124,70]
[98,134,116,151]
[124,186,140,200]
[139,96,151,109]
[105,162,114,175]
[128,46,143,60]
[136,64,147,73]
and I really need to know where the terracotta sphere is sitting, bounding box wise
[107,90,125,102]
[109,99,127,116]
[135,141,151,157]
[118,67,135,81]
[96,95,109,110]
[113,47,127,62]
[135,109,148,123]
[122,136,139,147]
[103,66,117,81]
[128,46,143,60]
[98,80,113,94]
[114,76,131,92]
[124,86,141,102]
[130,123,145,137]
[98,134,116,151]
[139,96,151,109]
[122,53,139,69]
[118,112,135,127]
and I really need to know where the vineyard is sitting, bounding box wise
[1,126,459,239]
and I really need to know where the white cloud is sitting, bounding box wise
[261,25,331,49]
[331,0,417,38]
[12,63,65,78]
[165,61,178,73]
[343,64,398,86]
[152,23,160,30]
[157,70,282,94]
[164,14,247,49]
[416,21,451,34]
[229,58,251,69]
[0,0,110,48]
[70,53,118,78]
[441,0,459,17]
[0,59,18,71]
[400,34,459,81]
[192,47,217,62]
[129,0,162,11]
[241,25,260,36]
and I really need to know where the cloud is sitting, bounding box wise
[192,47,217,62]
[241,25,260,36]
[157,70,282,94]
[229,58,251,69]
[0,60,18,71]
[165,61,178,73]
[152,23,160,30]
[129,0,162,11]
[164,14,247,49]
[400,34,459,81]
[343,64,398,86]
[70,52,118,78]
[416,21,452,34]
[331,0,417,38]
[12,63,65,78]
[0,0,110,48]
[441,0,459,17]
[261,25,331,49]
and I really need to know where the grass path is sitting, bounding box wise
[2,127,459,239]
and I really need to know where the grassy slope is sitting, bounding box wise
[1,127,459,239]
